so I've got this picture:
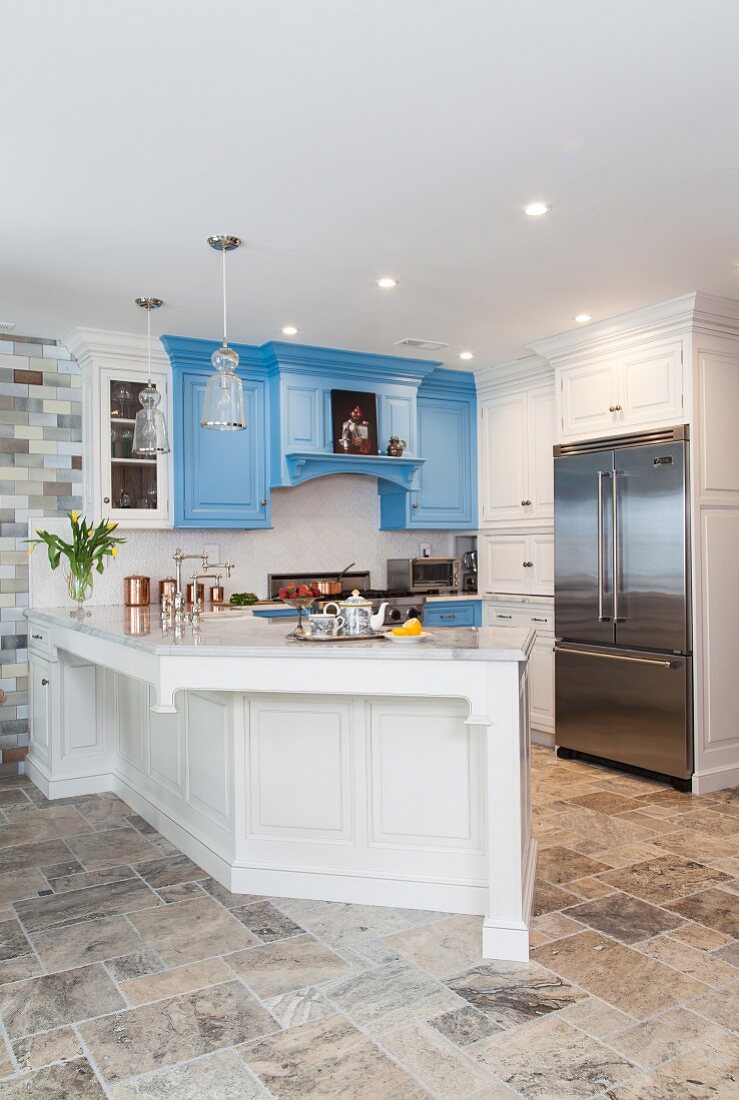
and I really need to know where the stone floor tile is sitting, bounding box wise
[238,1011,430,1099]
[536,845,611,884]
[197,877,267,908]
[0,839,74,877]
[550,808,660,851]
[225,934,352,999]
[0,954,42,984]
[557,996,635,1039]
[105,950,164,983]
[155,881,205,904]
[30,914,146,973]
[0,807,90,849]
[12,1024,83,1071]
[667,920,733,951]
[108,1049,268,1099]
[0,963,124,1039]
[274,898,417,948]
[712,941,739,967]
[532,930,708,1019]
[429,1003,503,1046]
[131,853,206,890]
[472,1015,636,1098]
[232,900,305,942]
[65,827,158,870]
[530,910,586,946]
[0,918,31,962]
[380,1018,496,1096]
[445,959,586,1030]
[265,985,334,1028]
[14,877,161,933]
[0,789,32,810]
[383,914,485,978]
[653,829,739,863]
[565,892,685,944]
[566,875,619,900]
[0,1057,106,1097]
[671,808,739,838]
[608,1031,739,1099]
[638,933,739,988]
[321,958,462,1034]
[127,895,259,967]
[46,864,135,893]
[120,956,232,1006]
[685,986,739,1031]
[80,980,279,1083]
[608,1006,730,1069]
[665,886,739,938]
[76,797,132,825]
[566,791,645,815]
[598,854,732,905]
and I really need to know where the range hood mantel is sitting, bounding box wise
[284,450,425,489]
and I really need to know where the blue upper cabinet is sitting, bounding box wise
[162,337,476,531]
[162,337,271,529]
[379,369,478,530]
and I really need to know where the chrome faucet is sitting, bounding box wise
[171,548,234,612]
[189,573,223,623]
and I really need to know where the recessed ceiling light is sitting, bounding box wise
[377,277,398,288]
[459,351,474,361]
[575,313,591,324]
[523,202,551,217]
[281,325,299,336]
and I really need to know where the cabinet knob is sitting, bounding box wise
[412,503,419,509]
[608,404,622,413]
[103,496,110,504]
[41,678,49,686]
[260,499,267,506]
[523,561,533,568]
[521,499,532,507]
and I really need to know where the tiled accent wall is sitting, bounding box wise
[0,334,82,768]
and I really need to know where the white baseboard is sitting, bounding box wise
[531,728,555,748]
[26,756,113,800]
[692,762,739,794]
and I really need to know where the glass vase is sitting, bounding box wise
[66,568,93,620]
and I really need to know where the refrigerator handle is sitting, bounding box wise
[612,469,623,623]
[597,471,610,622]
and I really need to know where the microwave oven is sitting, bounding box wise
[387,557,461,594]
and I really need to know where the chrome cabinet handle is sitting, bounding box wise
[521,499,532,506]
[41,678,49,686]
[555,645,673,669]
[609,404,622,413]
[522,561,533,568]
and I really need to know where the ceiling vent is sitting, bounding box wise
[0,322,15,333]
[394,337,450,351]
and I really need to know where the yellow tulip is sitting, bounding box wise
[106,521,117,530]
[27,545,34,555]
[87,530,94,539]
[111,546,118,557]
[71,510,79,524]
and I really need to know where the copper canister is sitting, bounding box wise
[123,575,151,607]
[159,578,177,603]
[124,606,151,636]
[210,585,224,604]
[186,582,205,604]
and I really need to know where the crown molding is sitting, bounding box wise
[475,354,552,394]
[64,326,169,366]
[528,293,739,364]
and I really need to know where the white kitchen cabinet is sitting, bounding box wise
[28,655,52,771]
[479,369,555,528]
[479,532,554,596]
[67,329,173,528]
[558,342,683,442]
[485,598,555,735]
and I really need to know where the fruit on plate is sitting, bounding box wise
[278,582,321,599]
[392,617,423,636]
[229,592,259,606]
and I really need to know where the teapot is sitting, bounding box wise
[323,590,388,636]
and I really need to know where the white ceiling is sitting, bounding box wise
[3,0,739,368]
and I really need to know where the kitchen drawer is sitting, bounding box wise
[424,600,481,628]
[28,621,51,657]
[488,606,554,633]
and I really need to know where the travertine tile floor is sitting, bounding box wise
[0,746,736,1098]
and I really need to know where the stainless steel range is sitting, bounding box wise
[267,571,426,626]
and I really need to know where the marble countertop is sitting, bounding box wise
[423,594,480,602]
[27,606,534,662]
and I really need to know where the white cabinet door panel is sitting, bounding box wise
[561,358,619,438]
[529,390,555,519]
[480,534,529,594]
[618,343,682,427]
[529,636,555,732]
[29,657,51,768]
[531,534,554,596]
[480,395,528,524]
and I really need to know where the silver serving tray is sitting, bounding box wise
[292,631,387,642]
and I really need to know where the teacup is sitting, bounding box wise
[308,613,345,638]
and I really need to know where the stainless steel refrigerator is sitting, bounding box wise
[553,425,692,787]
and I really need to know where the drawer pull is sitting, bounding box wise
[497,614,513,619]
[521,499,532,506]
[439,614,456,620]
[41,678,49,686]
[32,634,43,640]
[523,561,533,568]
[608,404,623,413]
[531,617,548,623]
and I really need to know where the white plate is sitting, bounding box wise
[382,631,432,643]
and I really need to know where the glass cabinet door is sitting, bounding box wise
[101,372,169,524]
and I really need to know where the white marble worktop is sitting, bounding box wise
[28,606,534,662]
[424,593,481,602]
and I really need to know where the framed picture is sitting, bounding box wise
[331,390,378,456]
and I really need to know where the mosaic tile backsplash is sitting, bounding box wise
[0,333,82,766]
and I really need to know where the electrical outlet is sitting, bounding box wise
[419,542,431,558]
[204,543,220,564]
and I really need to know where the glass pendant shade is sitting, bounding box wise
[132,385,170,455]
[201,344,246,430]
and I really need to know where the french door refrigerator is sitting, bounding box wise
[554,425,692,786]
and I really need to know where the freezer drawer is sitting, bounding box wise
[555,644,692,780]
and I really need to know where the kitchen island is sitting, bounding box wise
[25,607,535,961]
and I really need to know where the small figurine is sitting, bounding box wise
[387,436,407,457]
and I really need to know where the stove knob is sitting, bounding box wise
[388,608,402,622]
[408,607,420,619]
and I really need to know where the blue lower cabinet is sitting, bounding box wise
[423,600,482,628]
[380,379,477,530]
[176,371,271,528]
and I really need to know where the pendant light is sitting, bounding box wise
[201,235,246,430]
[132,297,170,455]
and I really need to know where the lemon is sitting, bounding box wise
[392,617,422,637]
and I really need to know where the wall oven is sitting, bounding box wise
[387,557,460,594]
